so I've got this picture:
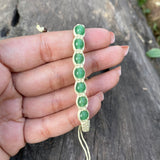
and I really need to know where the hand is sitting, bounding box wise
[0,28,128,159]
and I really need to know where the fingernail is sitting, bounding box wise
[96,92,104,101]
[110,32,115,44]
[118,66,121,76]
[121,45,129,56]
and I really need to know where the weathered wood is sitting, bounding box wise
[0,0,159,159]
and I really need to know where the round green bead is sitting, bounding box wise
[74,53,84,64]
[74,39,84,50]
[76,82,86,93]
[75,24,85,36]
[74,67,85,79]
[78,96,88,107]
[79,110,89,120]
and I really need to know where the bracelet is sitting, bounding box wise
[72,24,90,132]
[73,24,91,160]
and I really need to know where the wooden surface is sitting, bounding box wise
[0,0,160,160]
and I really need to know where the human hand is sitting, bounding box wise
[0,28,129,159]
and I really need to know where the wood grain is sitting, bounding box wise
[0,0,159,159]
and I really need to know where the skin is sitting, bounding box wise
[0,28,129,159]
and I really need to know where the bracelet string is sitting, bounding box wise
[72,24,91,160]
[78,126,91,160]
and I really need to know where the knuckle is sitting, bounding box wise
[40,117,51,138]
[56,71,65,88]
[50,93,62,113]
[48,63,65,91]
[39,34,53,63]
[90,55,99,73]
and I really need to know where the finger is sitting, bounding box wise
[0,29,114,72]
[13,46,128,96]
[24,91,104,143]
[0,148,10,160]
[0,119,25,156]
[23,66,121,118]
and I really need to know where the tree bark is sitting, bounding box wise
[0,0,159,160]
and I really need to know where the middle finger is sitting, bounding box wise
[13,45,128,96]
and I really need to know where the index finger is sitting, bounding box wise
[0,28,114,72]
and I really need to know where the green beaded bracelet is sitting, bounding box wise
[73,24,91,160]
[72,24,90,132]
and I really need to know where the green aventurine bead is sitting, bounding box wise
[74,53,84,64]
[74,39,84,49]
[79,110,89,120]
[75,24,85,36]
[78,96,88,107]
[74,67,85,79]
[76,82,86,93]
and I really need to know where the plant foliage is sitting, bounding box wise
[146,48,160,58]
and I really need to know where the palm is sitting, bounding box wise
[0,64,24,158]
[0,28,128,159]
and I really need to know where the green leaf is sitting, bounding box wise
[153,23,158,31]
[143,8,151,14]
[137,0,147,7]
[146,48,160,58]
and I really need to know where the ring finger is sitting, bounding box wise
[23,66,121,118]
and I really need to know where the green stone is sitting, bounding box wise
[74,67,85,79]
[75,24,85,36]
[76,82,86,93]
[78,96,88,107]
[74,53,84,64]
[74,39,84,50]
[79,110,89,120]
